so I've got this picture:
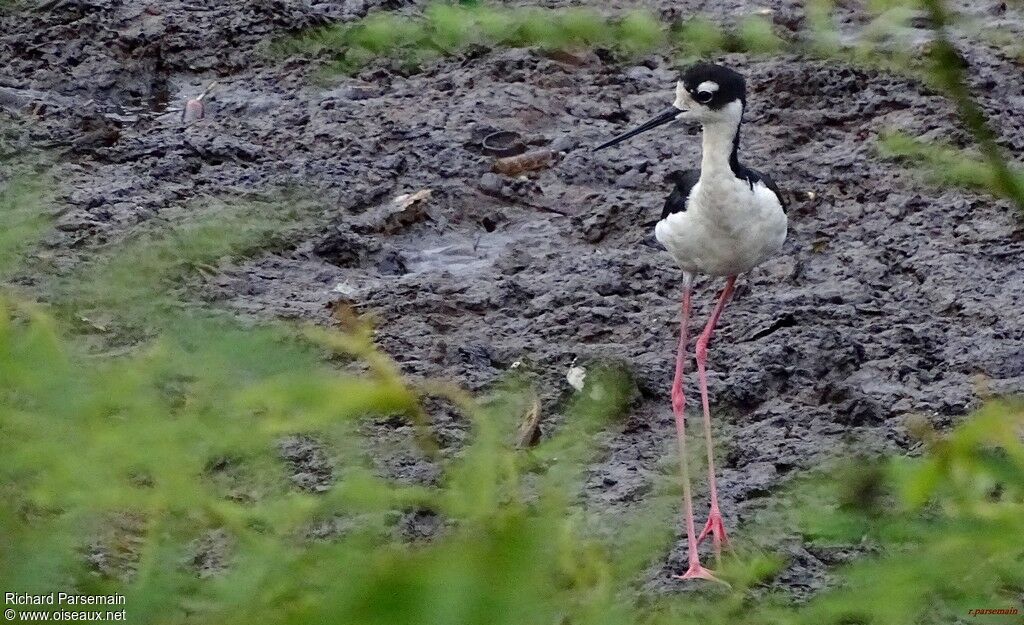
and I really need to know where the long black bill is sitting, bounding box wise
[594,107,683,151]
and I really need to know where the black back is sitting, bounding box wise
[661,169,700,219]
[745,165,782,212]
[678,63,787,213]
[733,163,788,213]
[661,165,787,219]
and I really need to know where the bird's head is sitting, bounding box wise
[595,62,746,151]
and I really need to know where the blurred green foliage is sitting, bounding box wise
[45,195,318,343]
[673,17,729,59]
[0,168,50,280]
[918,0,1024,213]
[2,158,1023,622]
[0,122,50,281]
[795,404,1024,625]
[272,4,788,73]
[736,16,786,54]
[879,131,1024,204]
[2,274,1022,623]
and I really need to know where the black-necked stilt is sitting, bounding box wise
[596,62,788,581]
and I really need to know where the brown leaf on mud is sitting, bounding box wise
[493,150,553,176]
[516,395,543,449]
[329,298,370,335]
[540,49,593,66]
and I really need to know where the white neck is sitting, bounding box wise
[700,121,738,177]
[698,100,743,178]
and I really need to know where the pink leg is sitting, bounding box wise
[671,275,718,582]
[695,276,737,560]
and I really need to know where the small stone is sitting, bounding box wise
[181,99,204,122]
[567,364,587,391]
[377,250,408,275]
[478,172,503,194]
[549,135,579,153]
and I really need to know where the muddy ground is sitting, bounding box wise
[2,0,1024,598]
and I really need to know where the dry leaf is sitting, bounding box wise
[393,189,433,209]
[516,396,543,449]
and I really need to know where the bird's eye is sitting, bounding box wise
[695,90,713,104]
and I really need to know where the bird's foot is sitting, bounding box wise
[673,562,729,586]
[697,510,730,555]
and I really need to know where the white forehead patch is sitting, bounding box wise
[674,81,688,108]
[697,80,719,94]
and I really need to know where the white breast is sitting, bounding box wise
[654,176,787,277]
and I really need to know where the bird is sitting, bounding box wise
[595,62,787,582]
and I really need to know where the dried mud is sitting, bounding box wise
[2,0,1023,597]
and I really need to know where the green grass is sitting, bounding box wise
[272,4,787,74]
[736,15,786,54]
[879,131,1024,205]
[674,17,730,58]
[918,0,1024,213]
[0,168,51,280]
[2,278,1023,624]
[3,147,1022,621]
[1,154,1023,623]
[27,191,321,347]
[0,120,52,281]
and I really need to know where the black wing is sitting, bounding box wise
[661,169,700,220]
[752,168,787,213]
[736,165,787,214]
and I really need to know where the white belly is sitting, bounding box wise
[654,177,787,277]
